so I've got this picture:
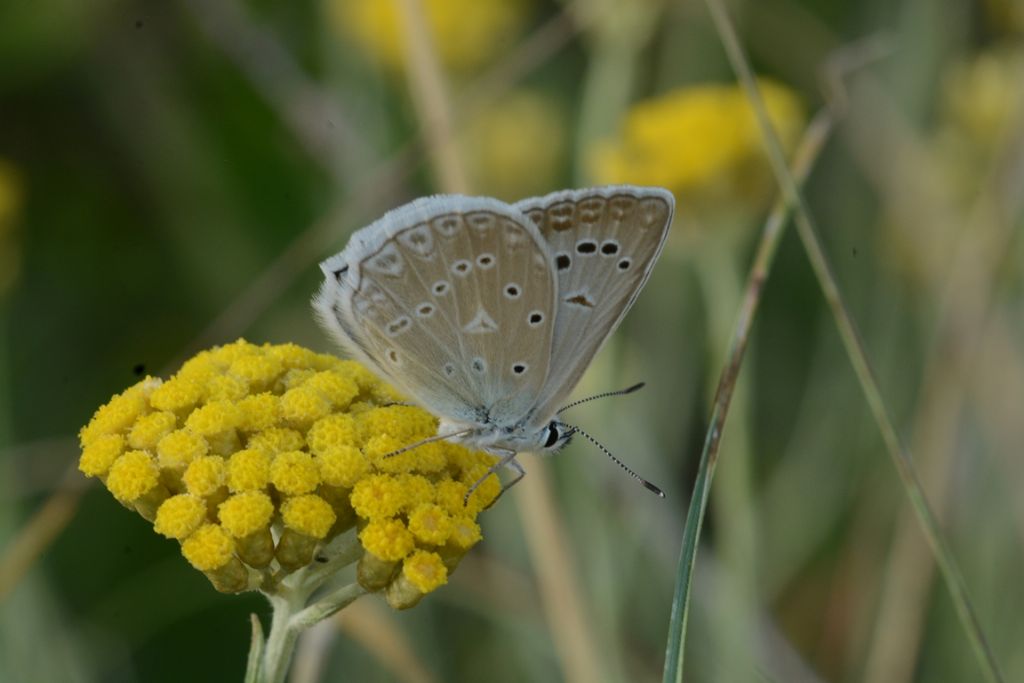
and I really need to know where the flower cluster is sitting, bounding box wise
[590,79,804,207]
[0,158,22,295]
[329,0,530,72]
[78,340,500,608]
[460,89,566,201]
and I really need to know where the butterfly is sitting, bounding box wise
[313,185,674,494]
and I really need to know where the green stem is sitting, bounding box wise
[245,532,366,683]
[702,0,1005,681]
[663,108,834,683]
[261,591,305,683]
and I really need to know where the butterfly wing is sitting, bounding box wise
[313,195,558,428]
[514,185,674,425]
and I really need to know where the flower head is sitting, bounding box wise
[79,339,497,603]
[329,0,530,72]
[591,80,804,212]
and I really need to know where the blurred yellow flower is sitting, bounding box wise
[590,80,804,208]
[79,339,499,607]
[0,158,23,294]
[942,46,1024,151]
[460,89,566,201]
[984,0,1024,34]
[330,0,531,72]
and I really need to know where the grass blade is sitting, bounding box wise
[663,109,834,683]
[700,0,1006,680]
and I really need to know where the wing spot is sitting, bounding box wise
[432,280,450,295]
[386,316,412,336]
[470,213,495,229]
[528,311,544,326]
[331,266,348,283]
[512,362,528,375]
[476,253,495,269]
[444,363,456,377]
[576,240,598,255]
[600,240,620,255]
[471,357,487,374]
[565,293,595,308]
[433,215,461,237]
[555,253,571,270]
[503,224,528,249]
[365,244,405,276]
[464,307,499,334]
[416,303,434,318]
[504,283,521,299]
[397,225,435,256]
[387,349,400,364]
[451,260,472,277]
[617,258,632,271]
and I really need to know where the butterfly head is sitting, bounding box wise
[539,420,574,454]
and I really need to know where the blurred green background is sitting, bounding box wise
[2,0,1023,681]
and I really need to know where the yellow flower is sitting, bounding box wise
[591,80,804,208]
[219,491,275,538]
[942,47,1024,151]
[329,0,531,72]
[281,494,336,539]
[77,339,500,604]
[154,494,208,540]
[78,433,125,477]
[0,158,23,294]
[460,89,566,201]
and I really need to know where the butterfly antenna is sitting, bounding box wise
[564,423,665,498]
[557,382,646,414]
[382,427,475,459]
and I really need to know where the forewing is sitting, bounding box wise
[313,196,557,427]
[514,185,674,424]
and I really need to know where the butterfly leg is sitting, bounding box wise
[465,448,524,507]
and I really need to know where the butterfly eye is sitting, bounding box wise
[543,423,560,448]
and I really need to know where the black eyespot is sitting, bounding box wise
[555,254,571,270]
[433,280,449,294]
[600,241,619,255]
[512,363,527,375]
[576,240,597,254]
[471,358,486,373]
[544,423,560,448]
[417,304,434,316]
[388,350,399,363]
[477,254,494,267]
[617,258,631,271]
[505,284,520,298]
[528,312,543,325]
